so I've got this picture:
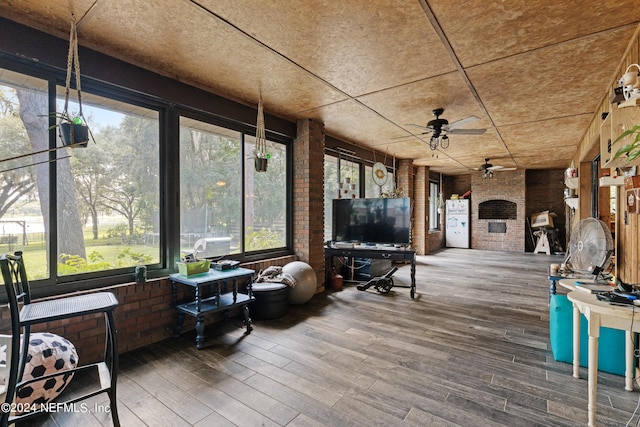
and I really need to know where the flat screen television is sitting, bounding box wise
[332,197,411,245]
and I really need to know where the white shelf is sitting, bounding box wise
[565,197,579,210]
[565,177,579,189]
[618,98,640,108]
[599,176,624,187]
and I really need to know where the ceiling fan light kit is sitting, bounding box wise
[430,134,448,150]
[427,108,449,150]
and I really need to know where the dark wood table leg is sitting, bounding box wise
[243,305,253,334]
[195,315,205,349]
[410,256,416,299]
[171,280,185,338]
[174,313,185,338]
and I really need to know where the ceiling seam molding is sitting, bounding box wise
[498,112,594,129]
[464,22,639,69]
[186,0,422,144]
[417,0,516,171]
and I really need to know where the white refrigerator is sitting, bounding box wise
[445,199,470,248]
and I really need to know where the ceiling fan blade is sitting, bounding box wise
[447,128,486,135]
[445,115,480,130]
[391,133,428,141]
[405,123,432,130]
[488,165,517,171]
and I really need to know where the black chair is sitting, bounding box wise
[0,251,120,426]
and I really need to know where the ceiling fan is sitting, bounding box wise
[474,158,516,178]
[394,108,487,150]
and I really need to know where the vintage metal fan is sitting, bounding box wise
[393,108,487,141]
[565,217,614,276]
[474,158,517,178]
[405,108,486,136]
[372,162,388,186]
[392,108,487,150]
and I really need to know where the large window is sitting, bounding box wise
[0,59,291,296]
[179,117,288,260]
[56,93,160,277]
[0,69,160,285]
[323,153,365,242]
[244,135,287,252]
[179,119,242,258]
[324,154,339,241]
[0,71,49,279]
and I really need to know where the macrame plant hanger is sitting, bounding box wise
[58,13,93,147]
[254,94,268,172]
[0,15,91,173]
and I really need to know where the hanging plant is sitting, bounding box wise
[0,15,88,172]
[52,14,94,148]
[254,94,269,172]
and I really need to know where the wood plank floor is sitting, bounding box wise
[20,249,640,426]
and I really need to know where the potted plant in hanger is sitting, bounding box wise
[51,13,94,148]
[254,94,270,172]
[436,195,444,215]
[254,148,269,172]
[51,112,92,147]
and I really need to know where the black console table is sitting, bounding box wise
[170,267,255,349]
[324,245,416,298]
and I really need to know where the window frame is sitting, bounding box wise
[429,180,441,231]
[0,55,293,299]
[176,109,292,261]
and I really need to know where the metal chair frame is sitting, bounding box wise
[0,251,120,426]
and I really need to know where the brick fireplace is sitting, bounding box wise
[471,170,526,251]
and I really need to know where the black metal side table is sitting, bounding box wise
[169,267,255,349]
[324,246,417,298]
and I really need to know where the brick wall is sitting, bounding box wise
[426,229,444,252]
[397,159,414,200]
[396,160,440,253]
[294,119,326,291]
[478,199,517,219]
[449,175,471,198]
[0,279,178,364]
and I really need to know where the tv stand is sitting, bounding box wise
[324,245,416,298]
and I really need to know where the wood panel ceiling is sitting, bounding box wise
[2,0,640,174]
